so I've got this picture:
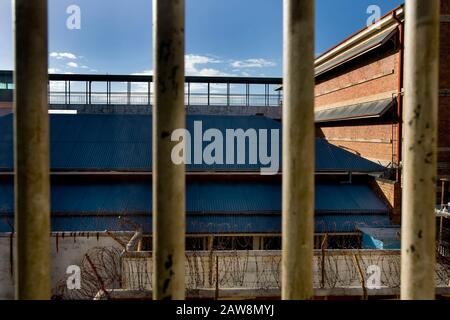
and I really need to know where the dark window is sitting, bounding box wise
[213,236,253,250]
[140,236,152,251]
[263,236,281,250]
[327,234,361,249]
[186,237,206,250]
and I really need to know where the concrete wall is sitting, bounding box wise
[49,104,282,119]
[0,233,124,299]
[0,90,13,102]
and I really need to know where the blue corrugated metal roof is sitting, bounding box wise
[0,181,388,214]
[0,180,392,233]
[0,214,392,234]
[0,113,385,172]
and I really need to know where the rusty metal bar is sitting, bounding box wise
[152,0,186,300]
[401,0,440,300]
[282,0,315,300]
[13,0,51,300]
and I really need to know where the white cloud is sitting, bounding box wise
[230,58,276,69]
[185,54,232,77]
[48,68,60,74]
[67,62,78,68]
[132,69,153,76]
[50,52,77,60]
[132,54,274,82]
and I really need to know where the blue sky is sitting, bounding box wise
[0,0,403,77]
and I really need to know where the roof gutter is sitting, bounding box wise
[392,11,404,183]
[315,6,404,70]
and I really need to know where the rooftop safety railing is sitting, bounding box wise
[46,73,282,107]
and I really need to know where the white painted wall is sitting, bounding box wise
[0,233,126,300]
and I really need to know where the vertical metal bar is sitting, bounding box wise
[246,83,249,106]
[85,81,88,104]
[13,0,50,300]
[148,81,151,105]
[68,81,71,105]
[401,0,440,300]
[152,0,185,300]
[89,81,91,105]
[187,82,190,106]
[127,81,131,105]
[227,83,230,106]
[64,80,67,105]
[282,0,315,300]
[264,84,267,106]
[207,82,210,105]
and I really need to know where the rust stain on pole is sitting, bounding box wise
[13,0,51,300]
[152,0,186,300]
[282,0,315,300]
[401,0,440,300]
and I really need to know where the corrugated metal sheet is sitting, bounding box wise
[315,99,395,123]
[315,27,397,76]
[0,214,393,233]
[0,180,392,233]
[0,181,388,215]
[0,114,385,172]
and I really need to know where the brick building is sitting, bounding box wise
[312,2,450,221]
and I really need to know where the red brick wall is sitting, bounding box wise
[315,53,398,109]
[319,123,396,163]
[314,47,400,166]
[370,178,401,224]
[315,7,450,176]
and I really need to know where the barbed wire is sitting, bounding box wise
[51,223,450,299]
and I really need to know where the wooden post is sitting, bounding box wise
[282,0,315,300]
[401,0,440,300]
[152,0,186,300]
[13,0,51,300]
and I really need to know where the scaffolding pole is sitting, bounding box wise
[282,0,315,300]
[13,0,51,300]
[401,0,440,300]
[152,0,186,300]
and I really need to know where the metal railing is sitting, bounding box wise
[44,73,282,107]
